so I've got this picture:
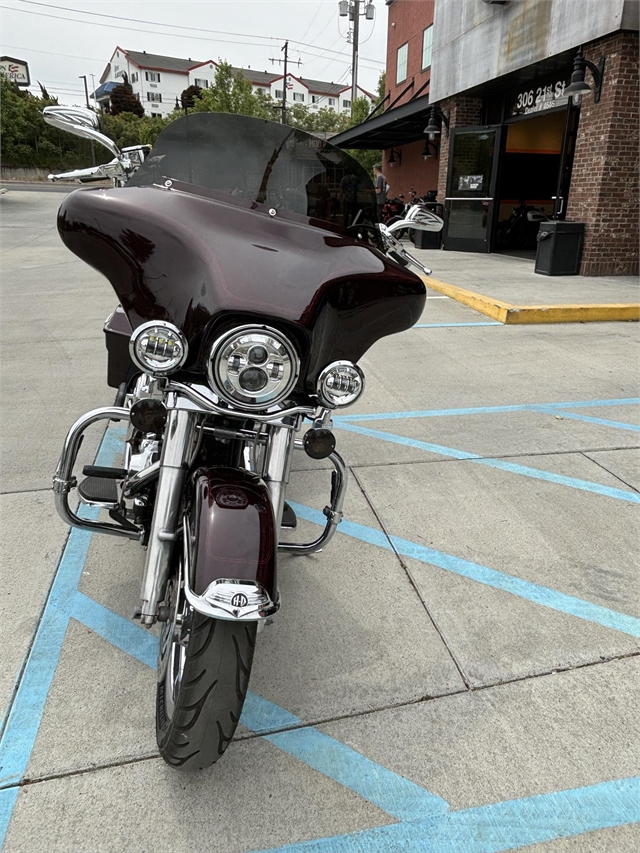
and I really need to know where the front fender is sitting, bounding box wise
[184,467,279,621]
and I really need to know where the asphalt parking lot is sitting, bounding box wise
[1,188,639,852]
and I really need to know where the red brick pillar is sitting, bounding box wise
[566,31,639,276]
[436,96,483,202]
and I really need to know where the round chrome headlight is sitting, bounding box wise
[129,321,188,376]
[208,325,299,411]
[317,361,365,408]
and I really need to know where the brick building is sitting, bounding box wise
[334,0,639,276]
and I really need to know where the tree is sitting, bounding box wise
[180,84,203,110]
[190,62,272,119]
[0,76,94,169]
[109,82,144,117]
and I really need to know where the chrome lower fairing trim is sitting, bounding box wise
[278,446,347,554]
[182,517,280,622]
[53,406,142,540]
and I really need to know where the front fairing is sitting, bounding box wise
[57,114,425,392]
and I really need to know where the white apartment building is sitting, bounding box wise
[95,47,375,119]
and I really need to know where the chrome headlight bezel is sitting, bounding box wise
[207,325,300,412]
[317,361,365,408]
[129,321,189,376]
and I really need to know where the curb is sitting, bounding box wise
[422,277,640,325]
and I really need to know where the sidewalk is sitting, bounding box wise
[410,247,640,323]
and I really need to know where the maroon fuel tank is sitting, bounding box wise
[57,184,425,387]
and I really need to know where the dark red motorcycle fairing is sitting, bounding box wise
[188,467,277,601]
[58,185,425,389]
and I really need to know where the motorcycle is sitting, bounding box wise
[45,107,443,770]
[495,200,549,250]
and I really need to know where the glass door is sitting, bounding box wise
[443,125,503,252]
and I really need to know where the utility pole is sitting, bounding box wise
[339,1,375,117]
[268,41,302,124]
[79,74,96,165]
[281,40,288,124]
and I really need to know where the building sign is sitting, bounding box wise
[0,56,30,87]
[510,76,571,116]
[458,175,483,191]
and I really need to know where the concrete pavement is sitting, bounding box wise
[1,190,638,851]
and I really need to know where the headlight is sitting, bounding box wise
[208,325,299,411]
[317,361,365,408]
[129,321,188,376]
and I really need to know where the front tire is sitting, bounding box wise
[156,582,256,770]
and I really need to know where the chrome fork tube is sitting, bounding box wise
[139,409,197,627]
[263,425,295,527]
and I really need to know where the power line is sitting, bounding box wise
[297,0,326,46]
[10,0,384,65]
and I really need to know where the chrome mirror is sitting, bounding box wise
[43,106,121,159]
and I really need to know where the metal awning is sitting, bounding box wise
[330,94,431,150]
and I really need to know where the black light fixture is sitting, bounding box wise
[423,104,450,139]
[422,139,438,160]
[564,48,605,105]
[387,147,402,166]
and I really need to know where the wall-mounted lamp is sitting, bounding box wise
[422,139,438,160]
[387,147,402,166]
[564,48,605,105]
[423,104,450,140]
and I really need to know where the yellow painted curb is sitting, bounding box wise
[422,276,640,325]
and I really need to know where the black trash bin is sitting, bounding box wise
[535,221,584,275]
[411,201,444,249]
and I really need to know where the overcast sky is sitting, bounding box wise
[1,0,388,104]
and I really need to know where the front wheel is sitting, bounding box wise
[156,576,257,770]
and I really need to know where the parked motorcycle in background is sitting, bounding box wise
[44,106,443,770]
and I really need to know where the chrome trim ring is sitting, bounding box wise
[129,321,188,376]
[317,361,365,408]
[207,325,299,412]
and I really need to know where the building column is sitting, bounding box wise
[436,96,482,202]
[566,31,639,276]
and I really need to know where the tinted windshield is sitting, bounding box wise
[128,113,377,227]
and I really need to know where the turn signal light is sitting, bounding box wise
[317,361,365,408]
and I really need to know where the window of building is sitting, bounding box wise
[396,42,408,83]
[293,92,304,102]
[311,95,320,104]
[342,99,351,109]
[328,97,336,106]
[131,72,138,83]
[151,112,162,118]
[194,78,209,88]
[275,89,283,99]
[422,25,433,70]
[145,71,161,83]
[147,92,162,102]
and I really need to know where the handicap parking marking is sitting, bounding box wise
[2,416,639,850]
[248,776,640,853]
[290,504,640,638]
[333,421,640,504]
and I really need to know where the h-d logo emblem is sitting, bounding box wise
[231,593,248,608]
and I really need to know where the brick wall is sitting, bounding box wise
[436,97,483,202]
[385,0,434,108]
[566,31,639,276]
[381,139,440,201]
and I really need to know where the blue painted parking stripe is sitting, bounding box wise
[336,397,640,423]
[534,407,640,433]
[333,421,640,504]
[241,691,302,733]
[249,776,640,853]
[289,503,640,638]
[68,591,158,669]
[413,322,502,328]
[266,728,449,821]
